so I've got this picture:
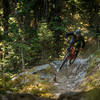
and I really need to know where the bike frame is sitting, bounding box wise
[59,46,77,70]
[68,47,76,60]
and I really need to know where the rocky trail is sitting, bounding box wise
[50,57,90,98]
[0,57,92,100]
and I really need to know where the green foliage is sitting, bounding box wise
[87,49,100,72]
[81,49,100,92]
[4,67,55,98]
[0,0,99,73]
[84,88,100,100]
[0,73,17,94]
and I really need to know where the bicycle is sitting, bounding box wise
[59,47,78,70]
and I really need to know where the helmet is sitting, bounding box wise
[74,29,81,36]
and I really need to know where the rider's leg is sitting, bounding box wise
[67,39,74,52]
[75,49,79,57]
[75,41,81,52]
[75,44,80,57]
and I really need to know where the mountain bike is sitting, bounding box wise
[59,47,78,70]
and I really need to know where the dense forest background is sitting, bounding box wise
[0,0,100,99]
[0,0,100,75]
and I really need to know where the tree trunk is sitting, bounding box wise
[3,0,10,36]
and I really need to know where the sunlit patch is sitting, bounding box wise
[9,17,17,23]
[0,26,3,31]
[74,14,80,20]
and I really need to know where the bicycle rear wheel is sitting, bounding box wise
[59,53,69,70]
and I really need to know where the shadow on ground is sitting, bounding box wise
[0,88,100,100]
[58,88,100,100]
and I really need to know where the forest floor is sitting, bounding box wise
[1,53,100,100]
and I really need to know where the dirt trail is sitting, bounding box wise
[50,58,89,98]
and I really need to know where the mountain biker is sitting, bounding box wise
[65,29,85,57]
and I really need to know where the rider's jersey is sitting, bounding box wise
[65,32,85,49]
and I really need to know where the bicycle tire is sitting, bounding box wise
[59,53,69,70]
